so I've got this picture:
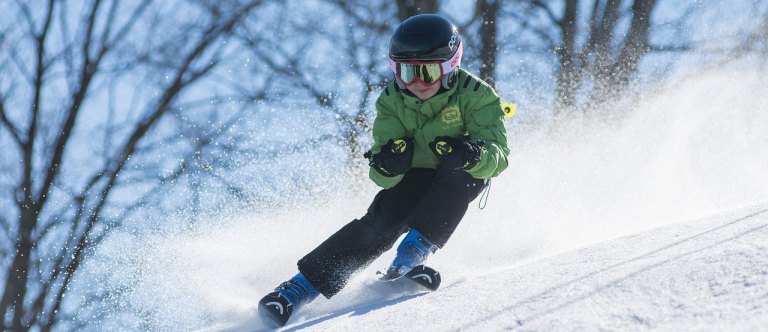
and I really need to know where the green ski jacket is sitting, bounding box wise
[369,68,510,188]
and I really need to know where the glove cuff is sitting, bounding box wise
[372,164,398,177]
[462,157,480,170]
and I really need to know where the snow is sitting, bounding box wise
[201,203,768,331]
[120,67,768,331]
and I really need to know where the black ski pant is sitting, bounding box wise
[297,168,486,298]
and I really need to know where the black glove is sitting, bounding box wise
[429,136,483,170]
[364,137,414,177]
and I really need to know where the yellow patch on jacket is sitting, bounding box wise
[440,105,462,129]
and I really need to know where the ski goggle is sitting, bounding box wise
[388,42,463,86]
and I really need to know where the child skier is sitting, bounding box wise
[258,13,509,326]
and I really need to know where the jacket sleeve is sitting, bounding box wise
[368,91,407,188]
[464,89,510,179]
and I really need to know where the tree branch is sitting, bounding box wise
[332,0,391,33]
[530,0,562,28]
[36,0,103,210]
[0,97,23,146]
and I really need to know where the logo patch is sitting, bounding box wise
[448,30,459,50]
[441,105,462,127]
[266,301,284,315]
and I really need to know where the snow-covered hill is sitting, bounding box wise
[204,202,767,331]
[107,66,768,332]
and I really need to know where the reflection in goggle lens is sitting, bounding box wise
[398,63,442,85]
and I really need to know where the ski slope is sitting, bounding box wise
[206,203,768,331]
[113,66,768,331]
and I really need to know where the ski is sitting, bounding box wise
[258,291,293,327]
[377,264,441,291]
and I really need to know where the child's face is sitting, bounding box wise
[405,80,441,100]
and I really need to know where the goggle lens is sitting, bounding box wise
[398,63,442,85]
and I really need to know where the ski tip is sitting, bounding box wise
[406,265,441,291]
[258,292,292,327]
[375,265,441,290]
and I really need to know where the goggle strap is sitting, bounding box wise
[441,42,462,74]
[388,58,398,74]
[388,41,463,77]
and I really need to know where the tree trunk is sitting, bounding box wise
[1,205,35,330]
[477,0,500,87]
[553,0,658,118]
[555,0,580,118]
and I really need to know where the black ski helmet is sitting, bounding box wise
[389,14,462,62]
[389,14,463,89]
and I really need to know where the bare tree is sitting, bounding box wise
[0,1,265,330]
[507,0,660,119]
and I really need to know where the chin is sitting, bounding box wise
[415,89,437,100]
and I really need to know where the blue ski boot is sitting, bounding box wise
[258,272,320,327]
[379,229,438,281]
